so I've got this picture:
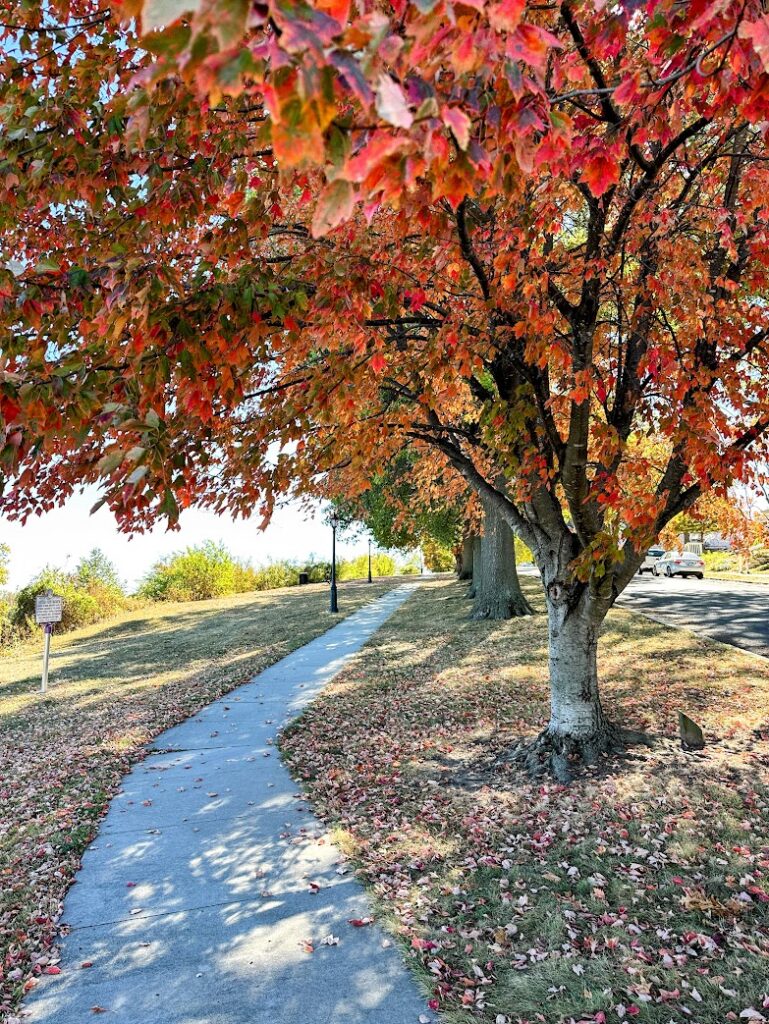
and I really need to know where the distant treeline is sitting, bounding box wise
[0,542,417,650]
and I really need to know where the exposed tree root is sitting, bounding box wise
[505,723,652,783]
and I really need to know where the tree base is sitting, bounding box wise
[506,723,648,783]
[471,593,534,620]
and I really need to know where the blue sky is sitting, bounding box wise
[0,486,374,591]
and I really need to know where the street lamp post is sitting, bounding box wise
[368,537,373,583]
[329,511,339,613]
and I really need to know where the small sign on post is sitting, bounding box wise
[35,591,63,694]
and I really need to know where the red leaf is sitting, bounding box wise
[581,148,620,197]
[311,180,356,238]
[488,0,525,33]
[739,16,769,71]
[43,966,62,975]
[348,917,374,926]
[345,133,407,183]
[370,353,387,374]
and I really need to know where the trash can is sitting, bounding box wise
[298,572,309,585]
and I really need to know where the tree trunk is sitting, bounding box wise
[457,532,474,580]
[471,499,533,619]
[466,534,482,598]
[547,598,607,748]
[516,560,621,781]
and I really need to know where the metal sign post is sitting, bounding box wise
[41,624,53,693]
[35,591,63,694]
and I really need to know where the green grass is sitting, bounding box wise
[706,569,769,585]
[0,578,396,1017]
[281,577,769,1024]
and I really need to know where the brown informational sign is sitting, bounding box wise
[35,591,64,625]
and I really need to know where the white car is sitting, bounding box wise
[652,550,705,579]
[638,546,665,574]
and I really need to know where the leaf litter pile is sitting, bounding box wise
[280,578,769,1024]
[0,580,395,1019]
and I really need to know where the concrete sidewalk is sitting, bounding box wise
[24,584,430,1024]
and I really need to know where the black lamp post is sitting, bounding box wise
[367,537,373,583]
[329,511,339,613]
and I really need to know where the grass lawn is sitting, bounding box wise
[281,577,769,1024]
[707,570,769,586]
[0,578,396,1018]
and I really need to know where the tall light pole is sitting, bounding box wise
[329,510,339,613]
[367,537,373,583]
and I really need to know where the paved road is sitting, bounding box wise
[619,573,769,658]
[25,584,430,1024]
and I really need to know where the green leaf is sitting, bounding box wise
[34,258,60,274]
[97,450,124,474]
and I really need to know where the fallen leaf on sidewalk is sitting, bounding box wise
[348,917,374,927]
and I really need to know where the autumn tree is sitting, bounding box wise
[4,0,769,775]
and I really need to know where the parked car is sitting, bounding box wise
[652,550,705,579]
[638,546,665,574]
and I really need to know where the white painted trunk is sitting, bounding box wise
[545,597,608,750]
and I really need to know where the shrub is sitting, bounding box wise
[703,550,741,573]
[12,561,130,635]
[422,538,455,572]
[337,553,397,580]
[749,546,769,572]
[251,561,300,591]
[297,560,331,583]
[139,541,243,602]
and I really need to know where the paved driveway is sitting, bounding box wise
[619,574,769,659]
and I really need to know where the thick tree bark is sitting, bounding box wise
[471,498,533,619]
[466,534,482,598]
[457,532,475,580]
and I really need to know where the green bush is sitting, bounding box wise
[749,546,769,571]
[703,550,741,572]
[337,553,397,580]
[139,542,243,602]
[11,556,131,637]
[422,539,455,572]
[297,560,331,583]
[251,561,300,591]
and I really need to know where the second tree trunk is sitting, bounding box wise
[471,499,533,619]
